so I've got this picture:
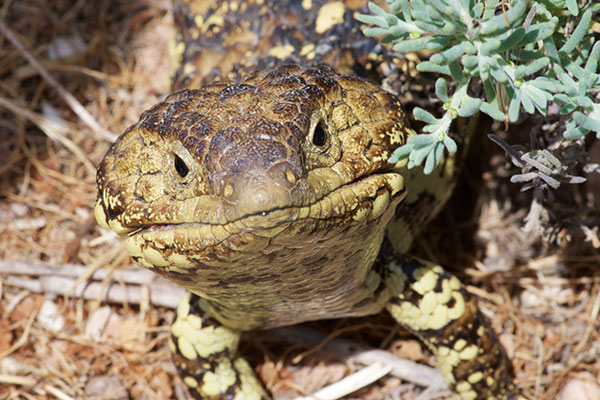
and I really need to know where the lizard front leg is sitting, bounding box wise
[384,255,525,400]
[170,292,270,400]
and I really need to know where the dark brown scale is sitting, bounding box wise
[218,83,255,100]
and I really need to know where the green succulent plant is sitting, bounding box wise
[358,0,600,174]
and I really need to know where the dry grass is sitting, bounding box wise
[1,1,599,399]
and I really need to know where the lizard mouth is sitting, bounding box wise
[94,171,406,262]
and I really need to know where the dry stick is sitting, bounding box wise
[0,260,161,285]
[0,312,36,359]
[294,363,393,400]
[5,273,186,309]
[1,260,186,308]
[0,18,118,143]
[0,374,37,387]
[43,384,76,400]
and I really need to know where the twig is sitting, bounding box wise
[0,374,37,386]
[1,260,185,308]
[5,274,185,309]
[573,287,600,354]
[43,384,76,400]
[0,18,117,142]
[0,311,36,359]
[0,260,159,284]
[294,363,392,400]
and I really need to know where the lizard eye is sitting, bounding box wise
[174,154,189,178]
[303,111,340,169]
[312,121,327,147]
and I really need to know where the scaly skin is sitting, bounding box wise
[94,1,525,399]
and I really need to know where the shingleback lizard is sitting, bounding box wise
[94,0,526,398]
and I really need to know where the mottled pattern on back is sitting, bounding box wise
[171,0,389,89]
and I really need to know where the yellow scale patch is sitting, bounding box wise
[200,359,237,396]
[435,344,479,400]
[299,43,316,60]
[172,295,240,360]
[455,380,477,400]
[386,264,466,331]
[93,200,109,229]
[231,358,267,400]
[315,1,345,34]
[269,44,295,60]
[369,190,390,220]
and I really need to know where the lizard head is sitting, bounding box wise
[94,64,412,315]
